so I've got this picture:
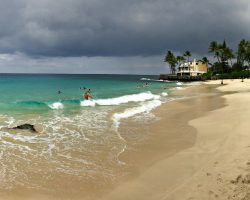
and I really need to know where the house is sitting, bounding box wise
[177,59,208,76]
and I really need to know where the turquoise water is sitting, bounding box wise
[0,74,185,197]
[0,74,177,113]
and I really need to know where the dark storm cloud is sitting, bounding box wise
[0,0,250,57]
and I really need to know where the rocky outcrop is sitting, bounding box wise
[12,124,37,133]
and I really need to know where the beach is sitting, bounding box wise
[101,79,250,200]
[1,77,250,199]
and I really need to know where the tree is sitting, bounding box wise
[183,51,191,62]
[245,45,250,68]
[201,56,213,68]
[208,41,220,62]
[224,47,235,67]
[237,39,250,69]
[183,51,192,75]
[164,51,177,74]
[237,39,249,67]
[208,40,233,73]
[176,56,185,66]
[176,56,185,75]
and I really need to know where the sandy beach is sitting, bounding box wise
[101,79,250,200]
[1,79,250,200]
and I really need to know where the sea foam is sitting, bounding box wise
[161,92,168,96]
[176,82,183,85]
[48,102,64,109]
[112,99,162,128]
[80,92,160,107]
[140,78,170,82]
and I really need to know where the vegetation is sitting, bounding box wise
[164,50,192,75]
[164,51,177,74]
[164,39,250,80]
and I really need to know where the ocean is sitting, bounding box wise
[0,74,185,198]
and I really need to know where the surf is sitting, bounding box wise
[80,91,160,107]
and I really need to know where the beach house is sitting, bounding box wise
[177,59,208,76]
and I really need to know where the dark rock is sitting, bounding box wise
[12,124,37,133]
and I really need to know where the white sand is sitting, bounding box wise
[102,79,250,200]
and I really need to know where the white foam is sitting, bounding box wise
[112,99,162,128]
[176,82,183,85]
[176,87,184,90]
[140,78,170,82]
[140,78,151,81]
[80,100,96,107]
[184,82,202,86]
[161,92,168,96]
[48,102,64,109]
[1,131,38,143]
[81,92,160,107]
[5,117,15,127]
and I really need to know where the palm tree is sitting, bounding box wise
[201,57,212,79]
[183,51,192,76]
[245,45,250,69]
[208,40,232,73]
[208,41,220,63]
[237,39,250,68]
[224,47,235,67]
[176,56,185,76]
[164,51,177,74]
[183,51,191,62]
[201,57,210,65]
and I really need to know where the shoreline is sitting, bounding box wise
[0,82,222,200]
[102,79,250,200]
[2,79,250,200]
[100,82,227,200]
[118,83,224,169]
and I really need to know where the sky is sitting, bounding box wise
[0,0,250,74]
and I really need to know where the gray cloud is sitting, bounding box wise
[0,0,250,57]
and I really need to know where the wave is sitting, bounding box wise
[176,82,183,85]
[80,92,160,107]
[48,102,64,109]
[140,78,170,82]
[15,100,64,110]
[80,100,96,107]
[61,99,81,105]
[13,92,162,110]
[175,87,184,90]
[161,92,168,96]
[15,101,48,107]
[112,99,162,128]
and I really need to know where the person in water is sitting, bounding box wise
[80,86,88,90]
[83,91,92,100]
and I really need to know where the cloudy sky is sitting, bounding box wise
[0,0,249,74]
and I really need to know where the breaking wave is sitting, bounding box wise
[48,102,64,110]
[12,92,165,110]
[80,92,160,107]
